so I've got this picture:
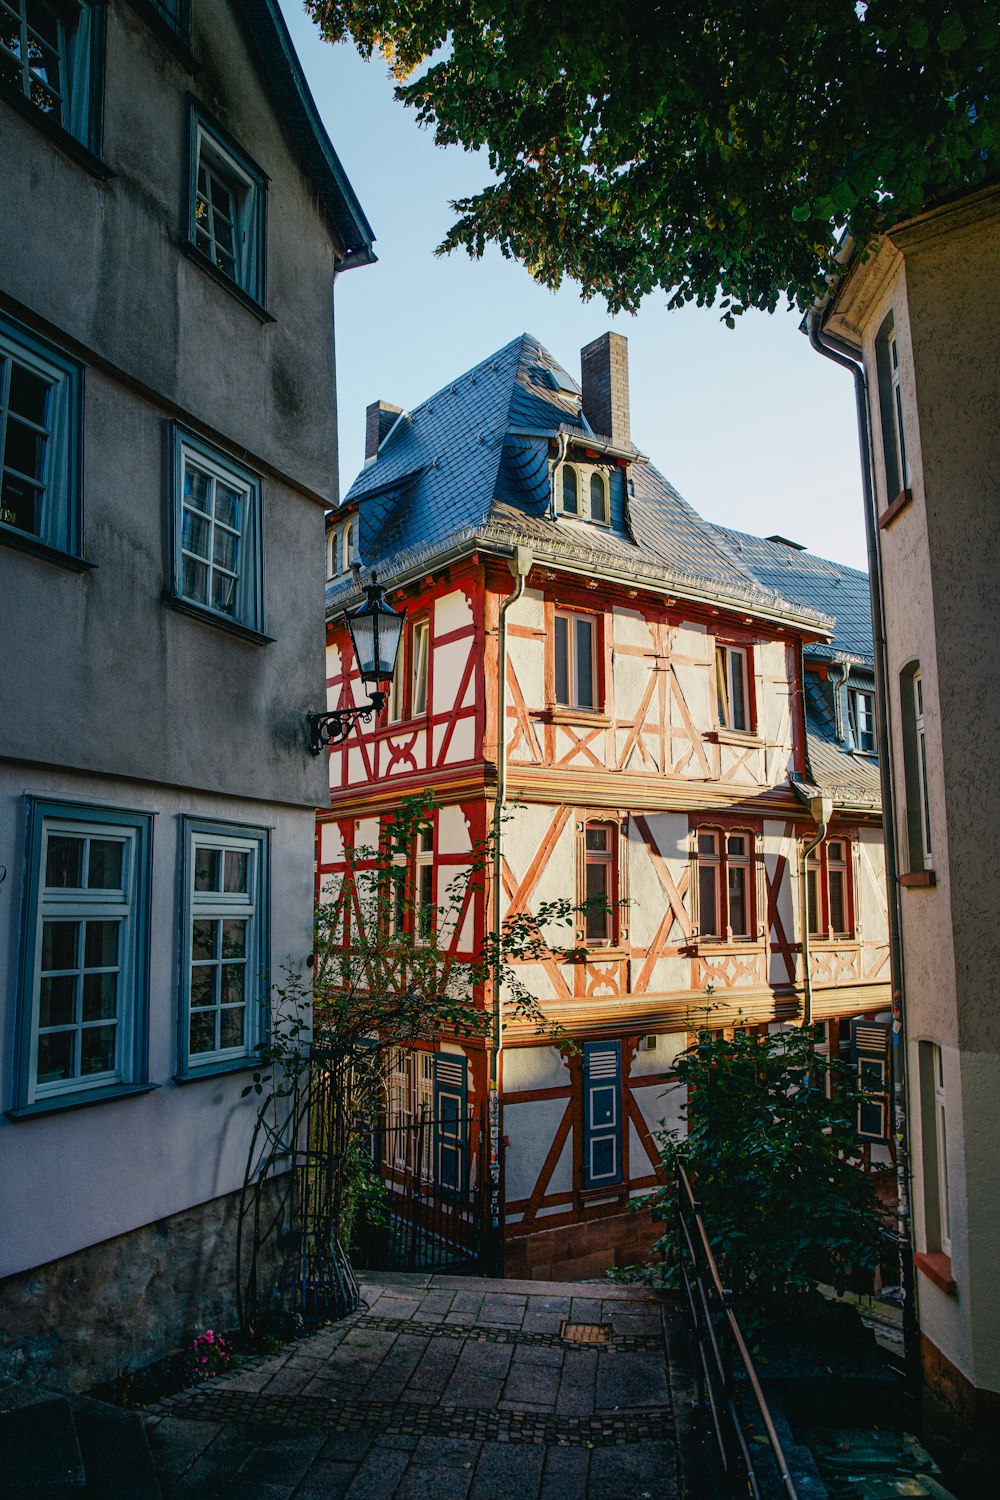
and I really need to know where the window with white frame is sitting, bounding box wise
[411,617,429,717]
[914,672,932,867]
[181,821,268,1074]
[172,427,264,634]
[875,312,910,501]
[848,687,876,753]
[581,820,619,946]
[715,643,751,732]
[341,520,355,574]
[919,1041,952,1257]
[554,609,598,710]
[0,0,104,150]
[555,461,611,525]
[189,107,267,305]
[14,800,152,1112]
[414,825,434,944]
[1,316,83,558]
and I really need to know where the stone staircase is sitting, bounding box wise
[0,1389,160,1499]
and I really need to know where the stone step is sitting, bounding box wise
[0,1397,86,1498]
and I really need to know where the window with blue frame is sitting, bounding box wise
[179,819,269,1077]
[146,0,189,35]
[0,0,104,153]
[11,800,153,1114]
[170,425,264,635]
[188,104,267,305]
[433,1053,467,1193]
[582,1040,622,1188]
[0,316,83,558]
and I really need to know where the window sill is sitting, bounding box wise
[578,1183,627,1206]
[124,0,199,71]
[900,870,936,888]
[165,592,273,645]
[0,82,114,179]
[545,707,611,727]
[916,1250,956,1297]
[0,526,95,572]
[174,1057,264,1086]
[180,243,274,324]
[682,938,766,954]
[707,728,762,747]
[380,714,429,734]
[878,488,914,532]
[5,1081,159,1121]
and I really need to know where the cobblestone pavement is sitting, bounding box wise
[145,1273,699,1500]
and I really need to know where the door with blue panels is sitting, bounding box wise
[583,1040,622,1188]
[434,1053,467,1192]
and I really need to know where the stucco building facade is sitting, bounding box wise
[0,0,373,1386]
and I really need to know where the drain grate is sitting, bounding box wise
[560,1321,612,1345]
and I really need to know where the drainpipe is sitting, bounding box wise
[807,310,921,1427]
[549,432,570,518]
[829,659,848,743]
[801,793,833,1027]
[486,544,534,1275]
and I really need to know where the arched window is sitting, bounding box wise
[875,312,910,502]
[560,465,579,515]
[326,528,339,579]
[342,521,355,572]
[589,470,609,525]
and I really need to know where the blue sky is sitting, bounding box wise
[279,3,868,571]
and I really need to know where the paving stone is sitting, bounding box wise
[235,1429,326,1485]
[342,1446,411,1499]
[500,1360,560,1408]
[319,1429,377,1464]
[539,1445,590,1499]
[441,1342,513,1408]
[477,1295,527,1327]
[394,1466,475,1500]
[364,1334,430,1402]
[470,1440,546,1500]
[292,1460,359,1499]
[510,1344,564,1370]
[594,1350,669,1411]
[388,1339,461,1401]
[567,1298,604,1325]
[145,1415,221,1480]
[586,1438,679,1499]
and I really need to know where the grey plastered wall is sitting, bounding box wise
[0,0,339,808]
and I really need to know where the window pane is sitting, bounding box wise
[1,471,42,534]
[8,362,50,427]
[221,919,247,959]
[88,839,123,890]
[699,864,718,935]
[80,1024,116,1076]
[37,1030,73,1084]
[729,650,747,731]
[84,920,119,969]
[190,964,216,1007]
[575,617,594,708]
[215,484,242,530]
[727,834,746,858]
[182,509,210,559]
[554,615,569,704]
[220,964,245,1005]
[220,1006,246,1049]
[46,834,83,888]
[562,466,578,514]
[189,1011,214,1054]
[42,919,78,971]
[806,868,821,936]
[211,571,237,615]
[183,463,211,513]
[586,827,608,852]
[192,919,218,961]
[82,970,118,1022]
[697,831,717,857]
[40,973,75,1028]
[829,870,846,934]
[182,556,209,604]
[223,850,248,893]
[194,847,220,892]
[589,471,608,523]
[585,861,610,940]
[728,866,749,937]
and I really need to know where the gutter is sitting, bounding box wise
[806,308,920,1427]
[487,543,534,1273]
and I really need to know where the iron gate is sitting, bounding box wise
[353,1103,489,1274]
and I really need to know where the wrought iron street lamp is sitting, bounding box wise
[308,575,405,754]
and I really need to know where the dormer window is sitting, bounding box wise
[326,519,356,580]
[342,521,355,572]
[556,461,611,526]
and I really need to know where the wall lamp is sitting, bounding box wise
[308,575,405,754]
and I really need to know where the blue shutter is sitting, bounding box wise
[433,1053,467,1193]
[583,1041,622,1188]
[852,1020,891,1143]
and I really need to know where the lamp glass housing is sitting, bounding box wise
[346,580,405,684]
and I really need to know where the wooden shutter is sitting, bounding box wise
[433,1053,467,1192]
[583,1041,622,1188]
[852,1020,891,1143]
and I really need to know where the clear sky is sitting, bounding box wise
[278,3,869,572]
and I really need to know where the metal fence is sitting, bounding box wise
[676,1162,799,1500]
[353,1105,487,1275]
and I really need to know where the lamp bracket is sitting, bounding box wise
[308,691,387,754]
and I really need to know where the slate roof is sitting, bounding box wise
[334,334,833,632]
[239,1,374,264]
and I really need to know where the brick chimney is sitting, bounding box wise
[365,400,404,461]
[580,332,630,448]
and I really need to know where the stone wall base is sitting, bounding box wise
[0,1186,277,1393]
[921,1332,1000,1438]
[504,1208,659,1282]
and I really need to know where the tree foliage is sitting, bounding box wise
[306,1,999,316]
[647,1026,884,1308]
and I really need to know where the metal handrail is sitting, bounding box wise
[676,1162,799,1500]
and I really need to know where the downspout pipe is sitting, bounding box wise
[548,432,570,519]
[807,309,920,1427]
[801,793,833,1027]
[487,544,533,1274]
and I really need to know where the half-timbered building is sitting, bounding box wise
[320,332,891,1280]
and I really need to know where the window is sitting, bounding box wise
[853,1020,891,1142]
[805,838,854,940]
[581,820,619,946]
[180,820,269,1076]
[0,0,104,152]
[433,1053,467,1193]
[900,663,933,871]
[582,1041,622,1189]
[342,521,355,574]
[555,461,611,525]
[847,687,876,753]
[554,610,598,710]
[695,828,756,940]
[411,617,429,717]
[13,800,152,1113]
[715,644,751,732]
[919,1042,951,1256]
[875,312,910,502]
[414,825,434,944]
[0,317,83,559]
[171,427,264,636]
[386,1048,434,1176]
[386,616,429,723]
[146,0,189,35]
[188,107,267,306]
